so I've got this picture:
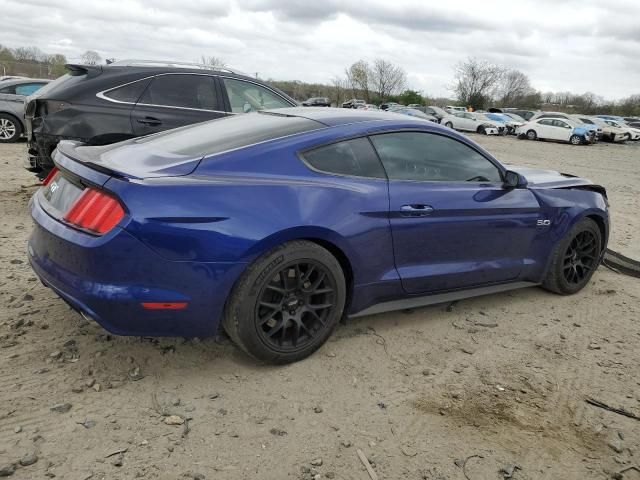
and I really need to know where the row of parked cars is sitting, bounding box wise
[338,99,640,146]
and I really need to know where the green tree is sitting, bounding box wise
[397,89,425,105]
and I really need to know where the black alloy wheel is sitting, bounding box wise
[255,261,336,351]
[562,230,598,285]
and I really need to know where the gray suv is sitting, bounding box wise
[0,78,50,142]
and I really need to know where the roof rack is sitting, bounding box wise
[107,59,243,75]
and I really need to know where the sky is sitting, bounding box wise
[2,0,639,99]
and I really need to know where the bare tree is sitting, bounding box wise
[370,59,406,103]
[330,76,348,106]
[345,60,371,101]
[498,69,533,106]
[201,55,226,70]
[80,50,101,65]
[12,46,47,62]
[452,57,505,109]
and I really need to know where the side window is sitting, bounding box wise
[553,120,570,128]
[301,137,386,179]
[538,119,552,126]
[14,83,46,95]
[103,78,151,103]
[139,75,218,110]
[0,85,15,94]
[370,132,502,183]
[223,78,291,113]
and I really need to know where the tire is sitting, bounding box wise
[222,240,346,364]
[569,134,582,145]
[477,125,486,135]
[542,218,602,295]
[0,114,22,143]
[526,129,537,140]
[444,122,453,129]
[624,133,631,142]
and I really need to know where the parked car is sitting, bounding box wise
[379,102,399,111]
[502,112,527,123]
[517,118,596,145]
[0,78,50,142]
[441,111,505,135]
[342,99,366,109]
[484,112,524,135]
[574,116,623,142]
[602,119,640,141]
[424,106,448,123]
[302,97,330,107]
[605,120,640,142]
[28,107,609,363]
[502,109,537,121]
[387,107,437,122]
[358,104,379,111]
[23,60,297,177]
[445,105,466,114]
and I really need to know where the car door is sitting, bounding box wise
[131,74,225,136]
[534,119,553,139]
[551,119,572,141]
[369,131,541,294]
[451,112,468,130]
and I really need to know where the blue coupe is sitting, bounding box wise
[29,108,609,363]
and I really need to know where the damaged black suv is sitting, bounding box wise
[24,60,298,177]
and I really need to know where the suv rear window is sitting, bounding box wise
[133,111,322,156]
[103,78,150,103]
[140,74,219,110]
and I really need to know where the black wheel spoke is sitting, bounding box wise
[562,229,598,285]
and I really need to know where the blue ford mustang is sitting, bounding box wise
[28,108,609,363]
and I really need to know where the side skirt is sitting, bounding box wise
[349,281,539,318]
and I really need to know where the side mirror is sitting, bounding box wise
[503,170,527,189]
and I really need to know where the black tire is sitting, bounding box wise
[477,125,486,134]
[222,240,346,364]
[444,122,453,129]
[569,134,583,145]
[526,129,537,141]
[0,113,22,143]
[542,218,602,295]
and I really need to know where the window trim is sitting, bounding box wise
[96,73,295,113]
[297,136,388,181]
[367,129,506,185]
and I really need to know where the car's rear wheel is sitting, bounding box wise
[223,241,346,364]
[542,218,602,295]
[445,122,453,129]
[526,129,537,140]
[0,114,21,143]
[569,134,583,145]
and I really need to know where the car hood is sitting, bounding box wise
[507,165,596,189]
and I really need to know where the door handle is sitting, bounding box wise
[137,116,162,126]
[400,204,434,217]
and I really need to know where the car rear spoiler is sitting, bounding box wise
[65,63,103,77]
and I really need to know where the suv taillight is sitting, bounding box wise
[63,188,124,234]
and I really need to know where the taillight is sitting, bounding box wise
[42,167,59,186]
[63,188,124,234]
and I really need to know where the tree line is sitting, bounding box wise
[1,43,638,116]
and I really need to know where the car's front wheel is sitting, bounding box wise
[526,129,537,140]
[542,218,602,295]
[223,241,346,364]
[444,121,453,129]
[0,114,22,143]
[569,134,583,145]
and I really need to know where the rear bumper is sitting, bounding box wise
[28,193,246,337]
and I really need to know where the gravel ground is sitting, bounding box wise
[0,138,639,480]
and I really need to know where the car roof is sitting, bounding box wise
[266,106,440,128]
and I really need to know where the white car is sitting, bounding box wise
[603,119,640,141]
[441,111,505,135]
[445,105,467,114]
[517,118,596,145]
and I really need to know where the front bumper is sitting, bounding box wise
[28,193,246,337]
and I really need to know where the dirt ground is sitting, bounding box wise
[1,137,639,480]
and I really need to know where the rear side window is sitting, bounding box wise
[140,74,219,110]
[132,111,321,157]
[13,83,47,95]
[223,78,292,113]
[103,78,150,103]
[302,138,386,179]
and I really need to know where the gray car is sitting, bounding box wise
[0,78,50,142]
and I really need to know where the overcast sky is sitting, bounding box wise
[2,0,639,99]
